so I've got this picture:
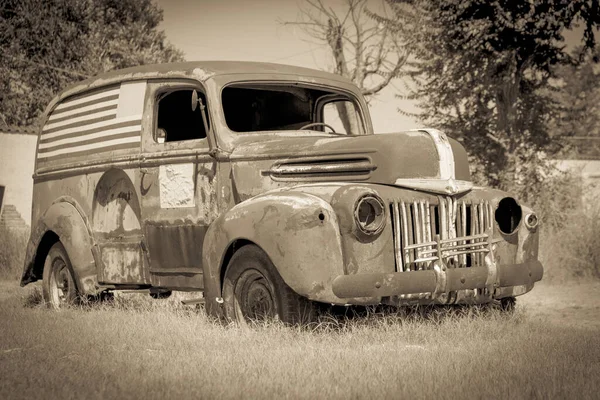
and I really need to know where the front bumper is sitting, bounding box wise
[332,260,543,300]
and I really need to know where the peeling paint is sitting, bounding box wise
[192,67,215,81]
[160,164,195,208]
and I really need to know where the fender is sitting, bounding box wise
[202,190,345,310]
[21,197,99,295]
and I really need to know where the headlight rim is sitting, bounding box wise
[524,212,539,230]
[494,197,523,235]
[353,193,386,236]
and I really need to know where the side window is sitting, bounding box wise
[322,100,362,135]
[156,89,209,143]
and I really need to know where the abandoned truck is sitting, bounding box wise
[21,61,543,322]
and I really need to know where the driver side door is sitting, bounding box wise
[139,79,218,289]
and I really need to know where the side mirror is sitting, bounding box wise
[191,90,198,111]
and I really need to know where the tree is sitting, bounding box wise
[557,50,600,138]
[284,0,410,133]
[549,45,600,159]
[0,0,183,127]
[373,0,600,189]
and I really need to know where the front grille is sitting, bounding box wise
[390,197,494,272]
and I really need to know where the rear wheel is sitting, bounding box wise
[222,245,315,324]
[149,288,173,299]
[42,242,78,309]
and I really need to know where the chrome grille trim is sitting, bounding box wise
[391,198,495,272]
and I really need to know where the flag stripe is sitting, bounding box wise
[38,125,142,151]
[38,142,140,163]
[40,115,141,142]
[45,109,117,131]
[43,114,116,135]
[38,136,141,159]
[48,102,118,123]
[55,87,120,110]
[52,93,120,115]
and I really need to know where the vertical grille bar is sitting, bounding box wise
[487,201,493,232]
[461,202,467,267]
[472,203,479,266]
[392,201,403,272]
[449,197,457,266]
[423,200,432,269]
[438,196,447,240]
[478,201,485,266]
[400,201,410,270]
[413,201,421,270]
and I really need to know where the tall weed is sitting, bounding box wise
[0,225,28,281]
[516,169,600,282]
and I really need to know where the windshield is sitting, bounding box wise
[221,83,364,135]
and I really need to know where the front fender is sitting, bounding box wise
[202,191,345,307]
[21,198,98,295]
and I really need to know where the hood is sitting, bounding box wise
[229,129,472,196]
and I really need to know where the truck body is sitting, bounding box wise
[21,61,543,321]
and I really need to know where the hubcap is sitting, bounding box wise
[52,259,70,306]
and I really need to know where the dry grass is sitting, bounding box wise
[0,225,27,281]
[1,280,599,399]
[539,203,600,282]
[1,173,598,398]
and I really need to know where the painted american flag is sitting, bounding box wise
[37,81,147,164]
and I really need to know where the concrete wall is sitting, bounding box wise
[0,131,37,225]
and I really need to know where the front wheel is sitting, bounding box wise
[42,242,78,309]
[500,297,516,313]
[222,245,315,324]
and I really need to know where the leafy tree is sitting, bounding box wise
[549,46,600,159]
[0,0,183,127]
[373,0,600,189]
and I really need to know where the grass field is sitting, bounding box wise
[1,280,599,399]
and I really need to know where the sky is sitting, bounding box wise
[156,0,590,133]
[156,0,420,133]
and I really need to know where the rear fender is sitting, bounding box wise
[21,197,98,295]
[202,191,345,308]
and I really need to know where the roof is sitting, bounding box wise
[81,61,353,84]
[45,61,356,116]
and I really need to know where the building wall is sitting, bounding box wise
[0,130,38,226]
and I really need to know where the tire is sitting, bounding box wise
[149,288,173,299]
[500,297,516,313]
[222,245,315,324]
[42,242,78,309]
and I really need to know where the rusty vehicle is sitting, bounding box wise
[21,61,543,322]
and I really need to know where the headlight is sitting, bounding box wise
[524,212,539,230]
[354,194,386,236]
[495,197,522,234]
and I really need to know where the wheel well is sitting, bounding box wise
[31,231,59,282]
[219,239,254,289]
